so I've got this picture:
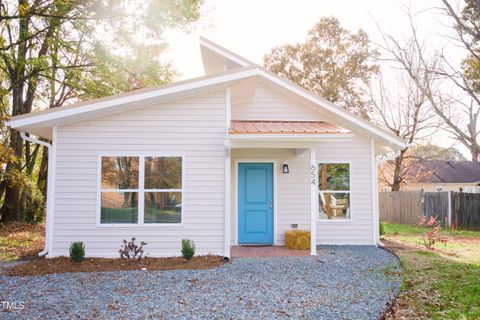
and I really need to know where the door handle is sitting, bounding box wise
[269,199,273,208]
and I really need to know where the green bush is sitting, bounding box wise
[379,221,386,236]
[181,239,195,261]
[69,242,85,263]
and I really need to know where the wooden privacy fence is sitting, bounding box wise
[379,191,480,231]
[451,192,480,231]
[423,192,450,227]
[379,191,422,225]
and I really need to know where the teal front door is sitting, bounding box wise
[238,163,274,244]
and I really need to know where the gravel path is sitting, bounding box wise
[0,246,401,320]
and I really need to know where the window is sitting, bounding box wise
[99,155,183,225]
[318,163,350,220]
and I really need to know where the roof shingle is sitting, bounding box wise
[406,161,480,183]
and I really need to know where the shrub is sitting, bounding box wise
[379,221,386,236]
[119,237,147,260]
[285,230,310,250]
[69,242,85,263]
[181,239,195,261]
[417,216,448,249]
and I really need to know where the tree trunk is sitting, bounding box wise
[26,143,41,176]
[37,146,48,201]
[470,145,480,162]
[0,130,23,222]
[390,150,406,192]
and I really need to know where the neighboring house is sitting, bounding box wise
[7,38,405,258]
[401,161,480,193]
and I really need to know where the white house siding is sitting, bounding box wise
[52,90,227,258]
[231,149,310,245]
[229,81,374,246]
[231,82,328,121]
[316,136,374,245]
[230,136,375,246]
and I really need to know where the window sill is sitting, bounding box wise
[96,223,185,228]
[317,219,352,223]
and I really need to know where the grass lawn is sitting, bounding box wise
[0,222,44,262]
[383,222,480,319]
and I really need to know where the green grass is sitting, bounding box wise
[384,222,480,238]
[397,249,480,319]
[383,222,480,319]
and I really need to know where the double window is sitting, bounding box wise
[318,163,350,220]
[99,155,183,225]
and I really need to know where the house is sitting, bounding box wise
[400,161,480,193]
[6,38,405,258]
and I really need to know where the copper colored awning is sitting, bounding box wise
[229,120,350,135]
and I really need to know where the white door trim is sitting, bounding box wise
[234,159,278,245]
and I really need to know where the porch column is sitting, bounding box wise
[370,138,379,245]
[224,87,232,258]
[309,147,318,256]
[224,140,231,258]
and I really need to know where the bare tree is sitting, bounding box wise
[376,5,480,161]
[370,70,439,190]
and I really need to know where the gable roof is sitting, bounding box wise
[6,66,259,138]
[6,38,406,151]
[199,36,255,74]
[406,161,480,184]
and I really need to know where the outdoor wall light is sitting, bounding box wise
[282,162,289,174]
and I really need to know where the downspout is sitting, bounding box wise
[20,130,55,257]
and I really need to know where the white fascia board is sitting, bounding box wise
[7,67,260,128]
[257,69,407,149]
[199,37,254,67]
[226,133,355,141]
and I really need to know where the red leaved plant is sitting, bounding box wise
[417,216,448,249]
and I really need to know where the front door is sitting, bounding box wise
[238,163,274,244]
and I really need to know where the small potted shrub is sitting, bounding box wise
[69,242,85,263]
[181,239,195,261]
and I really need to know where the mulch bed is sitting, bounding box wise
[8,255,225,277]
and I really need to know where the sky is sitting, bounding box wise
[164,0,468,155]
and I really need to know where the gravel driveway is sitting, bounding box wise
[0,246,401,320]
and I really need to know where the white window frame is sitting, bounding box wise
[317,162,352,222]
[96,152,185,227]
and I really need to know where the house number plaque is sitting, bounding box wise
[310,164,316,185]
